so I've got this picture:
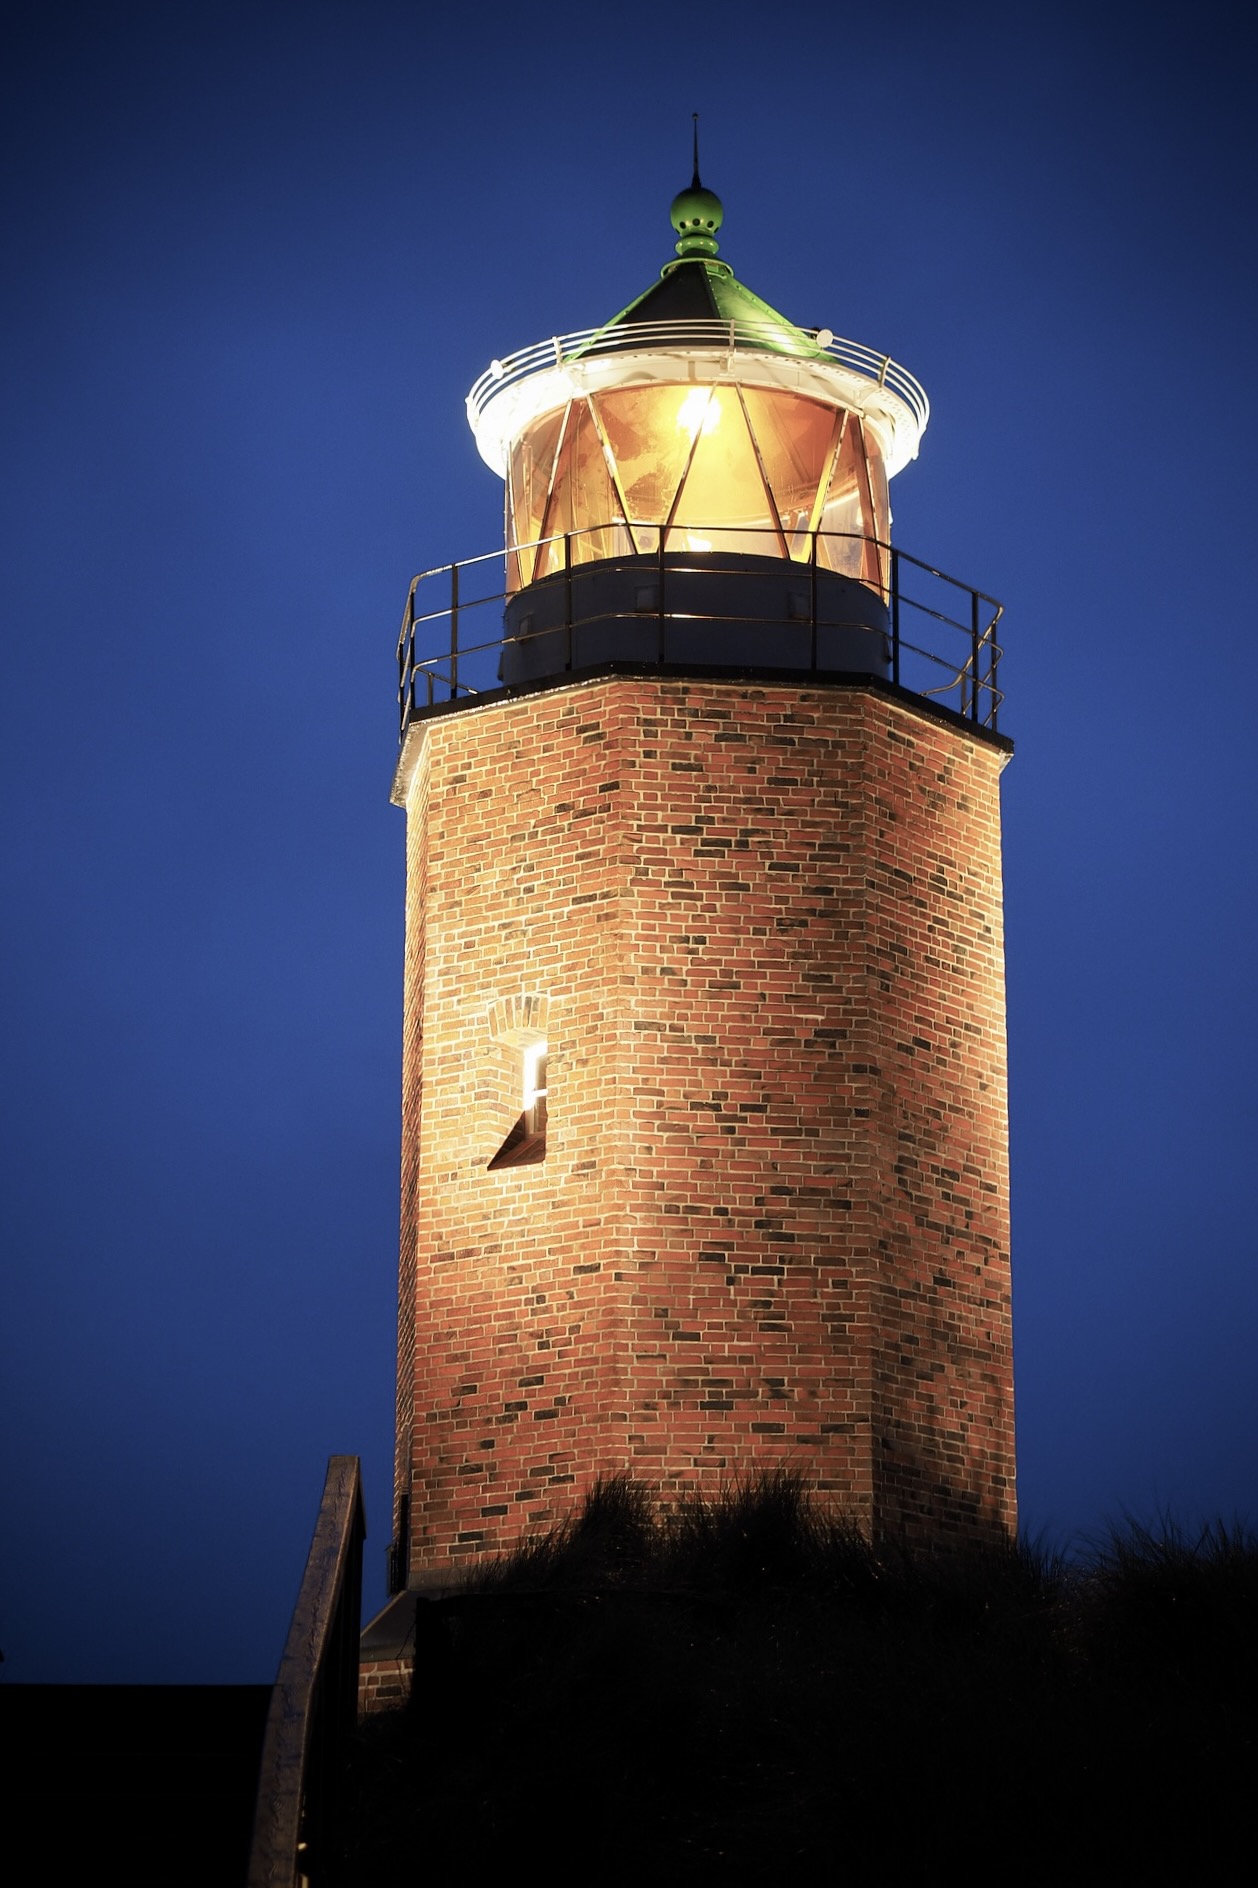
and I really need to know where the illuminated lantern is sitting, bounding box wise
[466,168,927,681]
[367,160,1014,1663]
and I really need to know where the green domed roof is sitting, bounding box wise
[576,169,829,364]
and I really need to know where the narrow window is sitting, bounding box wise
[488,1038,548,1170]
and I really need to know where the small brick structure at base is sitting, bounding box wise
[358,1655,412,1717]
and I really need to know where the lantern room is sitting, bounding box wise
[464,166,929,679]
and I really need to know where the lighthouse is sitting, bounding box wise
[385,165,1014,1590]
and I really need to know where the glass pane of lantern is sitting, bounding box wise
[508,405,567,589]
[571,401,626,565]
[596,385,695,525]
[529,416,572,582]
[862,425,891,592]
[816,417,891,593]
[740,388,838,540]
[817,418,866,579]
[536,399,622,576]
[668,387,783,557]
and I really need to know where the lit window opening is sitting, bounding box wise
[488,1039,548,1170]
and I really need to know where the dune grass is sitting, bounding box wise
[342,1477,1256,1880]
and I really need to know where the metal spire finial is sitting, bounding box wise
[670,115,723,259]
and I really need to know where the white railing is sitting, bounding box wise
[466,320,929,433]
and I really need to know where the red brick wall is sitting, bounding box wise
[392,679,1014,1570]
[358,1659,410,1716]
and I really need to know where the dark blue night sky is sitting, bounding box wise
[3,0,1255,1682]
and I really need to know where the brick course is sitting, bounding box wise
[358,1660,411,1716]
[393,677,1014,1572]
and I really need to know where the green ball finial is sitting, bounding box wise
[670,112,722,258]
[670,181,723,258]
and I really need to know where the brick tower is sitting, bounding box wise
[386,168,1014,1590]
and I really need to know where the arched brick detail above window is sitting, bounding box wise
[487,992,550,1048]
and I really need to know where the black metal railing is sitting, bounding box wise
[396,526,1004,736]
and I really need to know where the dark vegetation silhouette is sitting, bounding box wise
[343,1475,1256,1879]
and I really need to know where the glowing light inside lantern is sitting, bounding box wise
[676,386,721,439]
